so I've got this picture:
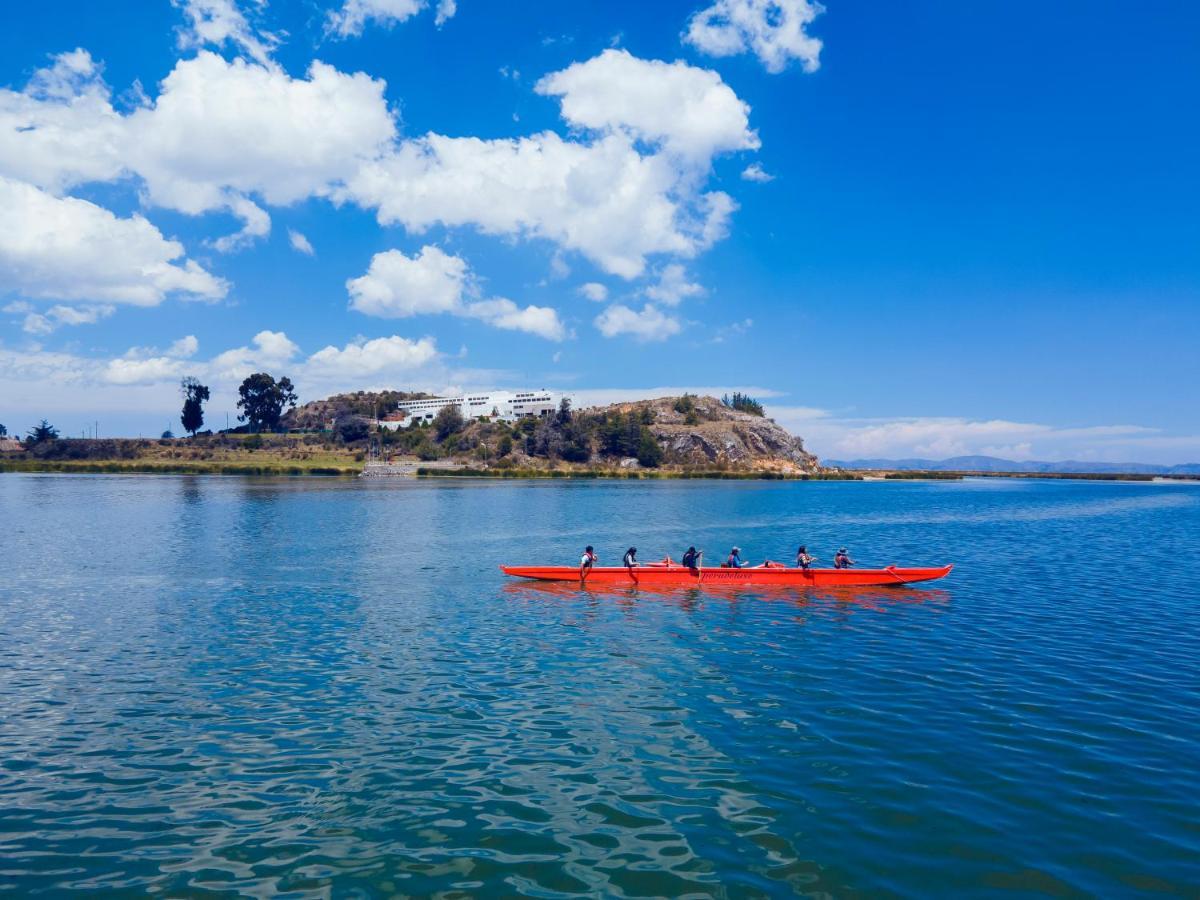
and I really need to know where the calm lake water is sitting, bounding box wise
[1,474,1197,896]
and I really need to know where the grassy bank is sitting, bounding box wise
[0,458,358,476]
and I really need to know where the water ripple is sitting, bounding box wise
[1,474,1197,895]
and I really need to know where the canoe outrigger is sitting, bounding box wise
[501,561,953,587]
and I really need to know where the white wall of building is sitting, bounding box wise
[385,391,570,427]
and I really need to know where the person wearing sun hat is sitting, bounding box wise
[834,547,855,569]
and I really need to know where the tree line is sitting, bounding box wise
[7,372,298,448]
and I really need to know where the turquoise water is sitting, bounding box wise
[1,474,1197,896]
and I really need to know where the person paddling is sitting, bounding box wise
[795,545,815,570]
[726,547,745,568]
[580,545,597,580]
[623,546,639,579]
[681,546,702,571]
[833,547,855,569]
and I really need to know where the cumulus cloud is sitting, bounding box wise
[685,0,824,74]
[1,51,397,250]
[594,303,681,341]
[327,0,457,37]
[0,50,127,192]
[3,46,750,291]
[347,245,566,340]
[306,334,438,378]
[209,329,301,381]
[464,298,566,341]
[741,162,774,182]
[578,282,608,302]
[644,263,704,305]
[175,0,280,66]
[287,228,315,256]
[347,245,471,318]
[343,132,735,279]
[22,303,115,335]
[534,48,758,161]
[124,52,396,246]
[0,176,227,306]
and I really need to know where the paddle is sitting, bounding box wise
[884,564,907,585]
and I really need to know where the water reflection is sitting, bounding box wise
[503,578,949,614]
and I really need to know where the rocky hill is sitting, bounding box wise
[601,395,819,473]
[282,390,431,432]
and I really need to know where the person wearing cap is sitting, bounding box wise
[681,546,702,571]
[580,545,597,580]
[726,547,745,568]
[795,545,816,570]
[833,547,855,569]
[623,546,639,573]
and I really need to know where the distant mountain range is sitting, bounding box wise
[825,455,1200,475]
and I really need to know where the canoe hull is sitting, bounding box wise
[500,564,953,587]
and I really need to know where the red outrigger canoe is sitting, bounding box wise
[501,562,953,587]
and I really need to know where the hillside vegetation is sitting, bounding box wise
[1,394,823,477]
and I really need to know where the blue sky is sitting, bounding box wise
[1,0,1197,462]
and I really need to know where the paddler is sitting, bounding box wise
[623,546,639,573]
[795,545,815,569]
[681,546,702,570]
[726,547,745,568]
[833,547,855,569]
[580,545,597,580]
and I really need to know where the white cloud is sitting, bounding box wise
[1,51,396,252]
[306,334,438,378]
[22,303,115,335]
[104,354,190,386]
[644,263,704,305]
[0,330,450,413]
[3,47,746,284]
[343,131,735,279]
[209,329,300,381]
[579,282,608,302]
[763,408,1167,463]
[0,176,227,306]
[327,0,455,37]
[0,50,127,192]
[685,0,824,74]
[741,162,774,182]
[534,48,758,161]
[124,53,396,246]
[435,0,457,26]
[347,245,566,340]
[347,245,471,317]
[288,228,315,256]
[175,0,280,66]
[594,303,682,341]
[168,335,200,358]
[211,195,271,252]
[465,298,566,341]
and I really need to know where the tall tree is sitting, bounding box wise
[180,377,210,436]
[26,420,58,444]
[0,423,7,437]
[236,373,297,432]
[432,404,464,441]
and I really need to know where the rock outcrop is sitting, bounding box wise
[604,396,820,473]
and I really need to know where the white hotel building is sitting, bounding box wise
[386,390,569,427]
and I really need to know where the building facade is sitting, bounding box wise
[387,391,569,426]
